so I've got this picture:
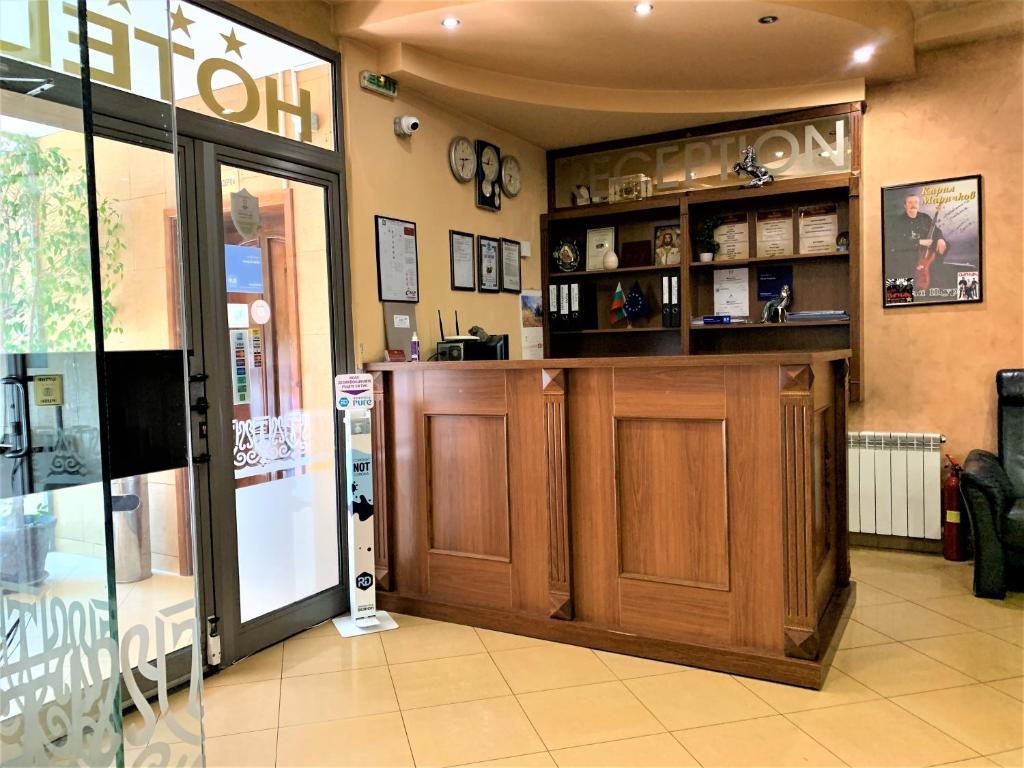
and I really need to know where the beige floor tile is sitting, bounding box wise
[907,632,1024,681]
[988,626,1024,647]
[205,645,282,688]
[390,653,511,709]
[853,601,974,640]
[921,595,1024,631]
[276,712,414,767]
[674,714,844,767]
[204,728,277,767]
[201,678,280,737]
[839,618,894,649]
[850,547,947,571]
[990,749,1024,768]
[852,580,906,607]
[552,733,698,767]
[382,621,486,664]
[625,670,774,730]
[988,677,1024,701]
[278,666,398,727]
[854,565,972,602]
[281,633,387,677]
[490,644,615,693]
[125,741,201,767]
[789,698,977,767]
[402,696,545,767]
[458,753,556,767]
[299,618,342,637]
[517,681,664,750]
[937,757,998,766]
[832,642,974,696]
[476,627,552,652]
[735,668,879,713]
[387,611,442,627]
[594,650,689,679]
[893,684,1024,755]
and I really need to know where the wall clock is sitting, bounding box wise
[448,136,476,183]
[475,139,501,211]
[500,155,522,197]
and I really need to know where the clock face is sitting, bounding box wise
[500,155,522,197]
[480,146,499,181]
[448,136,476,182]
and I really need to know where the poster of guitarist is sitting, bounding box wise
[882,175,982,307]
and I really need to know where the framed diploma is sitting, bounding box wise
[756,209,794,258]
[586,226,615,271]
[713,213,749,260]
[449,230,475,290]
[375,215,419,302]
[478,236,501,293]
[798,204,839,254]
[501,238,522,293]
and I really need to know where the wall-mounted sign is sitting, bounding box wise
[225,244,263,293]
[0,0,334,147]
[230,189,260,240]
[33,374,64,406]
[250,299,271,325]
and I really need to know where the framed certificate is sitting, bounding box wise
[501,238,521,293]
[375,215,419,302]
[449,230,475,290]
[586,226,615,271]
[478,236,501,293]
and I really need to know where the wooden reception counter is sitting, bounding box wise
[364,351,853,688]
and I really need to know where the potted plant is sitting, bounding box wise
[694,217,721,262]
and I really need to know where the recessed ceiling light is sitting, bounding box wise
[634,3,654,16]
[441,17,460,29]
[774,151,784,158]
[758,15,778,24]
[853,44,875,63]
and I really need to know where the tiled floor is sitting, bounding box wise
[144,548,1023,767]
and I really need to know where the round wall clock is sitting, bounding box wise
[500,155,522,197]
[448,136,476,182]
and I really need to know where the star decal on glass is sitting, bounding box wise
[221,27,246,58]
[169,5,195,37]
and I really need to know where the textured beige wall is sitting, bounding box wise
[852,35,1024,462]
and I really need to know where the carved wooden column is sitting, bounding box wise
[780,364,817,659]
[833,359,851,587]
[370,371,392,591]
[543,369,573,619]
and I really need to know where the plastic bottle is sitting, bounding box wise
[410,332,420,362]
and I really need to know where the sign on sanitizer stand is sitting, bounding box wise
[333,373,398,638]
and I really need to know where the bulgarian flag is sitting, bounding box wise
[609,282,627,325]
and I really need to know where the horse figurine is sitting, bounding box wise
[761,284,791,323]
[733,146,774,188]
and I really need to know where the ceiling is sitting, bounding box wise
[330,0,1021,147]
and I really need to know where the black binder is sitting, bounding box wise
[661,275,671,328]
[670,275,681,328]
[569,283,581,330]
[548,284,560,331]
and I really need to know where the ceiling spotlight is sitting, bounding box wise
[774,151,784,158]
[758,15,778,24]
[441,16,460,29]
[634,3,654,16]
[853,44,875,63]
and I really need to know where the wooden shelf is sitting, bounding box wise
[689,251,848,269]
[552,326,678,335]
[550,264,680,279]
[544,194,682,222]
[684,173,852,205]
[690,320,850,331]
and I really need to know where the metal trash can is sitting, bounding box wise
[112,475,151,583]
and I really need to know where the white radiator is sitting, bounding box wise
[847,432,943,539]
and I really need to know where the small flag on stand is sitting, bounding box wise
[624,281,651,323]
[609,282,627,325]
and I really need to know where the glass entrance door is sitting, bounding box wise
[204,161,344,662]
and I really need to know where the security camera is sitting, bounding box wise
[394,115,420,137]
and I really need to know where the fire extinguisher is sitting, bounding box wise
[943,455,967,561]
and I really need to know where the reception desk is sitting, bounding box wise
[364,351,853,688]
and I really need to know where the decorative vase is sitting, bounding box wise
[699,252,714,263]
[603,249,619,270]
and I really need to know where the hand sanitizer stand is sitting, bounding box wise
[333,373,398,638]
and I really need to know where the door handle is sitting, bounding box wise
[1,376,29,459]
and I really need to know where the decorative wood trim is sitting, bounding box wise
[780,364,818,659]
[542,368,573,619]
[833,360,852,586]
[371,371,392,591]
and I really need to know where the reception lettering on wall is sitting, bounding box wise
[0,0,332,146]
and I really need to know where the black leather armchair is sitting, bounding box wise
[961,370,1024,598]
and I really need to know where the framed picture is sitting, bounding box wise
[882,175,982,307]
[586,226,615,271]
[501,238,521,293]
[449,230,475,290]
[375,215,419,302]
[477,236,501,293]
[653,225,681,265]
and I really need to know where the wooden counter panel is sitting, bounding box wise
[613,366,726,419]
[619,577,731,645]
[616,418,729,590]
[391,369,427,596]
[427,414,511,561]
[428,551,512,611]
[423,369,507,413]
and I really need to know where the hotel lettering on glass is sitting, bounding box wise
[0,0,335,148]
